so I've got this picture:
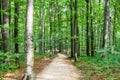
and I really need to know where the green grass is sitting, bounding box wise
[74,53,120,80]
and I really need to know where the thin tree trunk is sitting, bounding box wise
[43,20,46,53]
[70,0,74,57]
[113,7,116,46]
[14,1,19,65]
[109,16,113,53]
[90,0,94,56]
[14,2,19,53]
[66,10,69,54]
[39,1,43,53]
[74,0,79,61]
[0,0,2,50]
[86,0,90,56]
[49,1,53,54]
[53,3,56,54]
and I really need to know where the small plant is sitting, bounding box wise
[0,72,4,80]
[15,70,19,78]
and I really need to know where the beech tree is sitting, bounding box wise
[103,0,110,49]
[0,0,120,79]
[74,0,79,61]
[2,0,9,52]
[0,0,2,50]
[23,0,35,79]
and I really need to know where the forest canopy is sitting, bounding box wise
[0,0,120,80]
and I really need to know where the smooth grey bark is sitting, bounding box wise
[0,0,2,50]
[103,0,110,49]
[2,0,9,52]
[113,7,116,46]
[23,0,35,79]
[109,16,113,53]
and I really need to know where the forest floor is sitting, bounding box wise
[3,53,84,80]
[3,55,52,80]
[36,53,84,80]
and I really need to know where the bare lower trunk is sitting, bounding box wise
[23,0,35,80]
[70,0,74,57]
[103,0,110,49]
[86,0,90,56]
[49,1,53,54]
[2,0,9,52]
[109,17,113,53]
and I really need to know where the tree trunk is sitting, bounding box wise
[103,0,110,49]
[0,0,2,50]
[49,1,53,54]
[90,0,94,56]
[70,0,74,57]
[2,0,9,52]
[14,2,19,53]
[14,1,19,65]
[66,10,69,54]
[74,0,79,61]
[113,7,116,46]
[109,16,113,53]
[86,0,90,56]
[53,3,56,54]
[23,0,35,79]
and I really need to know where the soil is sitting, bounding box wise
[3,57,51,80]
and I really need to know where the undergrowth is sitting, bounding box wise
[0,51,54,79]
[74,53,120,80]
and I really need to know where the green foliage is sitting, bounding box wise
[74,54,120,80]
[35,53,53,59]
[14,70,19,78]
[0,51,23,72]
[0,72,3,80]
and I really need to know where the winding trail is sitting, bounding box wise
[36,53,82,80]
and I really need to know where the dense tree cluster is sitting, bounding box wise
[0,0,120,79]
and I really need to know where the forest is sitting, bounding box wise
[0,0,120,80]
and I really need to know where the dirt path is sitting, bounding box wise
[36,53,82,80]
